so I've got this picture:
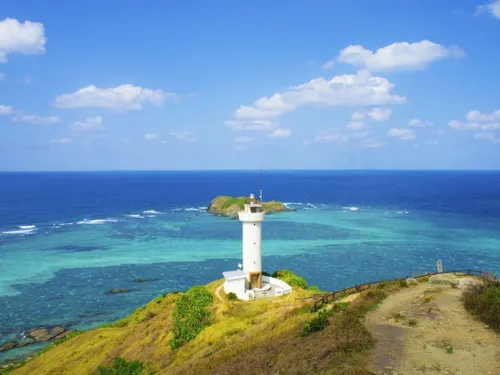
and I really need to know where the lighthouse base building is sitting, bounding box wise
[222,195,292,300]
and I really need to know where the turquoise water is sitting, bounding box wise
[1,171,500,361]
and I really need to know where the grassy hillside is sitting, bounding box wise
[207,196,287,217]
[5,271,404,375]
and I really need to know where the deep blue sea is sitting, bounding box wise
[1,170,500,362]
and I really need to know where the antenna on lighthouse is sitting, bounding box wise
[259,167,263,203]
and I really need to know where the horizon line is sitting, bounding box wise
[1,168,500,173]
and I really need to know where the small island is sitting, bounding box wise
[207,195,288,217]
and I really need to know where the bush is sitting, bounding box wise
[307,285,321,293]
[299,302,350,337]
[463,276,500,332]
[299,310,329,337]
[170,285,213,349]
[96,357,144,375]
[272,269,308,289]
[227,292,238,301]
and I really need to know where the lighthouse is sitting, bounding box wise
[239,194,264,289]
[222,194,292,300]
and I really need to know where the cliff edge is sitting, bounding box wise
[206,195,288,217]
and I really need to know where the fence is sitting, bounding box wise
[301,269,495,312]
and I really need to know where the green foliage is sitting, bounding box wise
[307,285,321,293]
[463,276,500,331]
[227,292,238,301]
[96,357,144,375]
[299,302,350,337]
[261,271,271,277]
[299,310,329,337]
[408,319,418,326]
[272,269,308,289]
[170,285,213,349]
[219,196,246,210]
[35,331,84,357]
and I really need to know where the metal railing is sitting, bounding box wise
[301,269,496,312]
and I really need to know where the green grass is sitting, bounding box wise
[408,319,418,326]
[272,269,308,289]
[299,302,352,337]
[463,276,500,331]
[170,285,214,349]
[226,292,238,301]
[96,357,145,375]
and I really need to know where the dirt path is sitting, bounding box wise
[214,284,224,303]
[366,282,500,375]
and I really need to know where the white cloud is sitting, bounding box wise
[347,121,367,131]
[233,137,253,143]
[474,132,500,142]
[144,133,159,141]
[481,122,500,130]
[10,114,59,124]
[477,0,500,19]
[224,119,277,132]
[424,139,439,145]
[368,107,392,121]
[72,116,103,132]
[335,40,464,72]
[466,109,500,122]
[0,105,13,114]
[268,128,291,138]
[0,18,46,63]
[448,120,480,130]
[314,132,349,144]
[54,84,175,110]
[362,140,387,149]
[51,138,72,144]
[351,131,370,138]
[351,111,365,121]
[232,70,406,120]
[449,110,500,131]
[169,131,196,142]
[409,118,433,127]
[387,128,416,140]
[321,60,335,69]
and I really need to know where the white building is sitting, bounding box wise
[223,194,292,300]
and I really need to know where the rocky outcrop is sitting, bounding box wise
[28,327,67,342]
[428,273,459,286]
[105,288,130,295]
[207,196,288,217]
[0,326,70,354]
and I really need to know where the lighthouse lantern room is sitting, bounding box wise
[222,194,292,300]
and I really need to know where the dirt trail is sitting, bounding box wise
[366,282,500,375]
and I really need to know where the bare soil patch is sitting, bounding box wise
[366,282,500,374]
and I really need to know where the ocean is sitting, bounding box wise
[1,170,500,361]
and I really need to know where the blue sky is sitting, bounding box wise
[1,0,500,170]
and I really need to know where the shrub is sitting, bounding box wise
[463,276,500,332]
[227,292,238,301]
[96,357,144,375]
[272,269,307,289]
[299,302,350,337]
[307,285,321,293]
[299,310,329,337]
[170,285,213,349]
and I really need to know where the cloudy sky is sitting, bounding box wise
[1,0,500,170]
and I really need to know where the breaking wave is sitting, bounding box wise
[76,219,118,225]
[143,210,162,215]
[2,228,36,235]
[126,214,145,219]
[19,225,36,230]
[343,206,359,212]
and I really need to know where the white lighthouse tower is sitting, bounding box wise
[222,194,292,300]
[239,194,264,289]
